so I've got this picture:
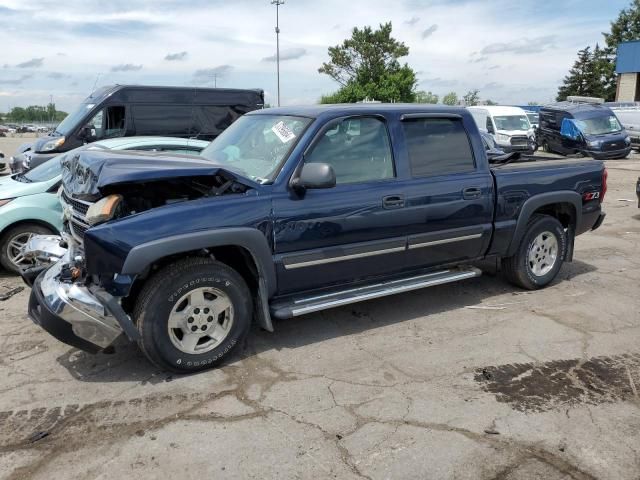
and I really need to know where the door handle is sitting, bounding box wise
[383,195,405,209]
[463,187,482,200]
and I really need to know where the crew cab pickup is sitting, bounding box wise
[21,105,607,373]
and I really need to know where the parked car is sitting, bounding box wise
[10,84,264,173]
[608,106,640,151]
[0,151,5,172]
[538,102,631,159]
[468,106,536,154]
[22,104,607,372]
[0,137,209,273]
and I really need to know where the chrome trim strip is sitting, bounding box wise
[408,233,483,250]
[284,245,406,270]
[289,268,481,316]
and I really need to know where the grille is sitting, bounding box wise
[70,219,89,239]
[602,141,623,152]
[61,189,90,216]
[61,188,94,242]
[510,135,529,147]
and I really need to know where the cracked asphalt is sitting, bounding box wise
[0,140,639,479]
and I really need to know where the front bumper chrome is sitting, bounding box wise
[28,251,124,352]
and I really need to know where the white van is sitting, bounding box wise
[468,106,536,154]
[609,106,640,151]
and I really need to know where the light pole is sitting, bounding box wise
[271,0,284,106]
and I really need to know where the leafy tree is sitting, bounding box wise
[442,92,458,105]
[556,47,605,100]
[463,89,480,106]
[5,104,67,122]
[414,90,439,104]
[485,99,498,106]
[527,101,539,106]
[319,22,418,103]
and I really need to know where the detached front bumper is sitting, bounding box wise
[587,146,632,160]
[28,258,124,352]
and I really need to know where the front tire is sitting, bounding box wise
[0,223,54,274]
[134,257,253,373]
[502,215,567,290]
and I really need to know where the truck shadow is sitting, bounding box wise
[55,259,597,383]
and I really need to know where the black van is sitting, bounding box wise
[11,85,264,171]
[538,102,631,160]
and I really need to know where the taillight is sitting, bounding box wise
[601,168,608,203]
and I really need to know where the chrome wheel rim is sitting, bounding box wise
[167,287,234,354]
[6,232,35,270]
[527,231,558,277]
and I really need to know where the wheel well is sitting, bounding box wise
[0,219,59,240]
[531,202,576,229]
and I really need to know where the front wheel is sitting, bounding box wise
[134,257,253,373]
[502,215,567,290]
[0,223,55,273]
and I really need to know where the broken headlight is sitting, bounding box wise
[85,194,123,226]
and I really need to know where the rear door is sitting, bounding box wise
[398,114,494,269]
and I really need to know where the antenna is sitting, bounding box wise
[91,74,101,93]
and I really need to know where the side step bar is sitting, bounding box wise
[270,266,482,319]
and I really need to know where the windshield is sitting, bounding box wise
[199,114,312,183]
[23,156,63,182]
[493,115,531,131]
[575,115,623,135]
[526,113,539,124]
[54,103,96,136]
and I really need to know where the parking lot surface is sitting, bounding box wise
[0,139,639,479]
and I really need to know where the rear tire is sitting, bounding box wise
[0,223,54,274]
[542,141,552,153]
[502,215,567,290]
[134,257,253,373]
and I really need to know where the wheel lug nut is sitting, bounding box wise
[201,325,207,331]
[207,316,213,322]
[194,308,200,314]
[191,326,198,332]
[187,317,194,323]
[204,308,209,314]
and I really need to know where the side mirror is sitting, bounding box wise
[487,125,495,134]
[78,125,96,142]
[292,163,336,191]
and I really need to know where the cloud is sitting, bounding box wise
[421,77,458,88]
[483,82,504,89]
[481,35,556,55]
[0,74,33,85]
[47,72,71,80]
[421,24,438,39]
[488,65,500,70]
[165,51,188,61]
[193,65,233,84]
[111,63,143,72]
[470,56,489,63]
[71,20,156,37]
[262,48,307,62]
[404,16,420,26]
[16,58,44,68]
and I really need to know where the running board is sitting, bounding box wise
[270,266,482,319]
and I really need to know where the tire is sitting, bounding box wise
[134,257,253,373]
[0,223,54,274]
[502,215,567,290]
[542,141,551,153]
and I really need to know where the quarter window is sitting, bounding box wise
[305,117,394,184]
[402,118,475,177]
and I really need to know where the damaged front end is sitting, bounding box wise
[22,149,254,354]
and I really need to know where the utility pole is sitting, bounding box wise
[271,0,284,106]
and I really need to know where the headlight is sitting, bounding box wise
[39,137,65,153]
[625,136,631,145]
[588,140,602,148]
[496,133,510,143]
[85,194,123,226]
[0,198,14,208]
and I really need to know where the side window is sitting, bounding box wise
[104,106,126,138]
[194,106,243,138]
[133,105,193,136]
[87,109,104,138]
[305,117,394,184]
[402,118,475,177]
[485,117,494,132]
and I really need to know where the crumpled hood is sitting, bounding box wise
[61,149,248,199]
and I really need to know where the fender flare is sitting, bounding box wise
[121,227,276,297]
[506,191,581,257]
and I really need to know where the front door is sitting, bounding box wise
[272,115,409,295]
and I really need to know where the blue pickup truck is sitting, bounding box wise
[22,105,607,372]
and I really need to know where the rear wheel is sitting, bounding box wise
[502,215,567,290]
[0,223,54,274]
[542,140,552,153]
[134,257,253,373]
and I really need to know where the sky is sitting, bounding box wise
[0,0,633,113]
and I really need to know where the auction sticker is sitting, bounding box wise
[271,121,296,143]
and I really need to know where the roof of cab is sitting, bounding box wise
[467,106,528,116]
[247,103,470,119]
[541,102,615,119]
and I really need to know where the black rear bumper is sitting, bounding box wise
[28,273,101,354]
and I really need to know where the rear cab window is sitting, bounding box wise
[401,117,476,177]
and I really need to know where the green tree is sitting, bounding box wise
[442,92,458,105]
[318,22,418,103]
[556,47,604,101]
[485,99,498,106]
[463,89,480,106]
[601,0,640,100]
[527,101,539,106]
[414,90,439,104]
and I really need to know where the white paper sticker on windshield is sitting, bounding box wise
[271,121,296,143]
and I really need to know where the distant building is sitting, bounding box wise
[616,41,640,101]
